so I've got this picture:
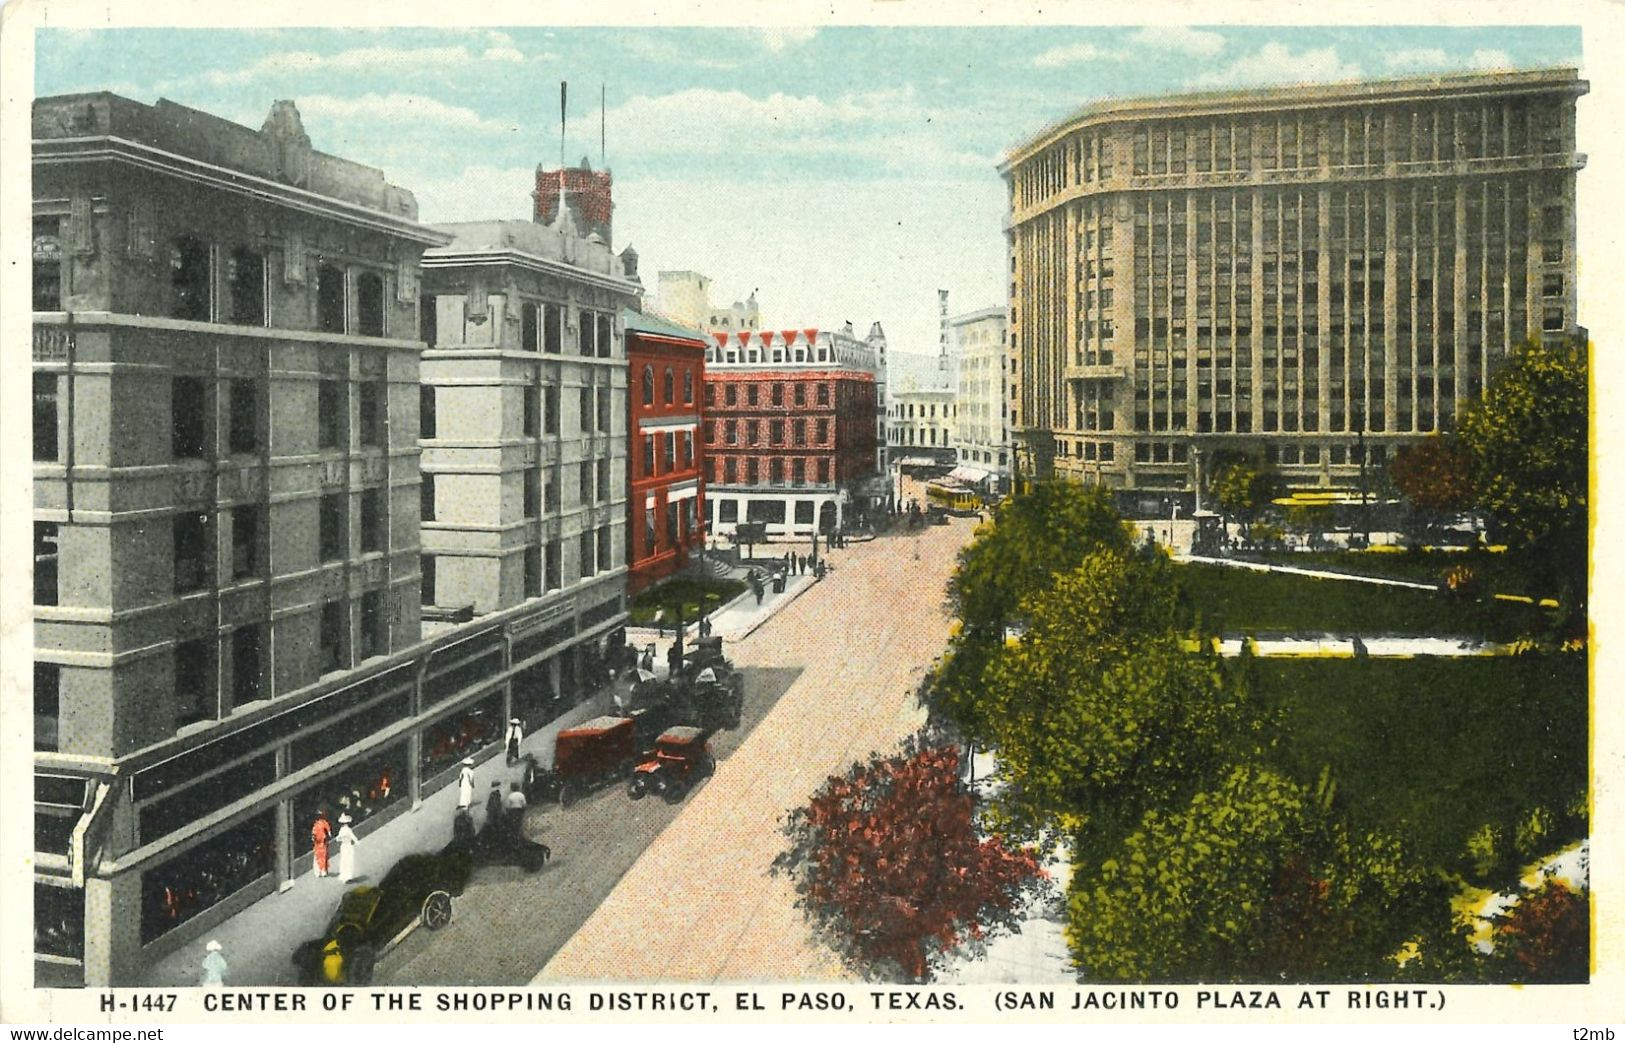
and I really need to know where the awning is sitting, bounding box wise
[947,465,993,485]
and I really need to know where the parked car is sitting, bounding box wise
[458,808,551,873]
[290,839,474,986]
[628,726,715,804]
[524,715,637,807]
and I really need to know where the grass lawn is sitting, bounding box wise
[629,576,747,625]
[1242,548,1547,599]
[1254,655,1588,887]
[1175,562,1549,642]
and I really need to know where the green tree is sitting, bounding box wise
[1457,336,1588,602]
[932,481,1131,745]
[1389,436,1476,516]
[1067,765,1449,983]
[1210,458,1284,531]
[978,550,1260,842]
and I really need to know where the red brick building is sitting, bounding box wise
[625,310,708,595]
[702,334,879,538]
[532,159,613,245]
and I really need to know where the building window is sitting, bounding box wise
[359,590,385,659]
[771,420,785,445]
[664,502,679,549]
[580,461,592,503]
[644,434,657,477]
[33,373,58,462]
[421,386,437,439]
[642,366,655,406]
[358,381,384,447]
[724,458,737,483]
[172,377,208,459]
[321,600,349,672]
[175,638,216,726]
[579,386,592,433]
[816,418,829,444]
[524,469,541,518]
[793,419,807,446]
[598,314,614,358]
[746,458,759,485]
[769,458,783,484]
[644,505,657,556]
[792,459,806,485]
[421,474,436,522]
[420,294,438,346]
[228,378,258,455]
[227,247,266,326]
[33,216,62,311]
[34,522,59,607]
[726,420,738,446]
[683,369,694,403]
[726,385,738,407]
[171,237,211,321]
[356,273,385,336]
[524,545,542,598]
[817,383,830,405]
[319,379,344,449]
[231,505,260,580]
[719,500,739,524]
[705,384,716,407]
[682,431,693,469]
[597,457,611,503]
[360,488,385,553]
[580,531,596,578]
[320,493,346,561]
[664,368,675,405]
[794,383,807,406]
[524,385,540,438]
[546,539,561,590]
[598,524,613,569]
[598,388,611,433]
[521,303,539,351]
[664,432,676,471]
[747,384,759,406]
[34,663,59,752]
[174,511,209,594]
[232,624,264,706]
[544,304,562,353]
[580,310,597,355]
[545,386,559,434]
[545,475,559,512]
[316,264,345,333]
[772,384,784,406]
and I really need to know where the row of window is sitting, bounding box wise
[639,430,696,479]
[704,380,832,408]
[639,365,696,407]
[887,402,956,419]
[708,417,831,448]
[430,299,615,357]
[711,455,833,487]
[420,524,611,607]
[634,498,701,563]
[889,426,952,447]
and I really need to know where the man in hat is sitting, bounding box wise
[505,717,524,763]
[200,940,227,987]
[336,814,359,882]
[457,757,476,809]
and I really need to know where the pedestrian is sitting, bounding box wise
[699,615,712,638]
[505,782,528,833]
[457,757,476,809]
[310,809,332,878]
[505,717,524,763]
[336,813,359,882]
[666,641,683,678]
[199,940,228,988]
[639,644,655,673]
[485,780,504,832]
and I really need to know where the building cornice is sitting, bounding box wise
[1001,67,1588,174]
[33,135,454,247]
[422,247,642,296]
[33,310,428,351]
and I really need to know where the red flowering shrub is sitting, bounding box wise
[772,738,1046,981]
[1492,877,1589,983]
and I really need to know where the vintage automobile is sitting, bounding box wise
[627,726,715,804]
[456,807,551,873]
[290,838,475,986]
[616,638,745,735]
[523,714,636,807]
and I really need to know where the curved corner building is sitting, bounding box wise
[999,68,1586,501]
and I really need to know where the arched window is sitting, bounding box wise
[683,368,694,403]
[642,365,655,406]
[663,368,675,405]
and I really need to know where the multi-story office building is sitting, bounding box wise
[887,386,959,463]
[30,93,452,984]
[1000,68,1585,499]
[624,310,708,595]
[656,270,761,335]
[950,306,1010,482]
[702,323,882,538]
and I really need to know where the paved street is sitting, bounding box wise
[537,518,974,981]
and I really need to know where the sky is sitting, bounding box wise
[35,25,1584,367]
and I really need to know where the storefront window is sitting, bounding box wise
[140,811,275,944]
[511,659,559,733]
[137,754,276,845]
[419,689,503,780]
[289,691,411,772]
[291,743,407,855]
[36,883,83,959]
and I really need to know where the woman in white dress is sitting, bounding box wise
[336,813,359,882]
[457,757,476,809]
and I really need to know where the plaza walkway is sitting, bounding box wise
[536,519,975,982]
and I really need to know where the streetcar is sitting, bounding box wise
[925,480,981,516]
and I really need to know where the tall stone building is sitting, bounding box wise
[30,93,450,984]
[950,306,1010,482]
[1000,68,1585,501]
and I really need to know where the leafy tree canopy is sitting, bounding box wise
[1068,765,1447,983]
[1210,458,1285,525]
[1389,437,1477,515]
[772,739,1047,982]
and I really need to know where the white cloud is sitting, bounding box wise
[743,27,819,53]
[1033,42,1105,69]
[604,85,933,156]
[1128,26,1226,58]
[286,93,516,136]
[1468,48,1515,70]
[1385,47,1450,70]
[1188,42,1361,89]
[195,39,524,88]
[410,164,538,224]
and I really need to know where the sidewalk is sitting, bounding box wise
[140,676,624,987]
[626,564,821,658]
